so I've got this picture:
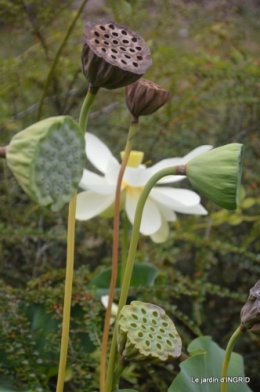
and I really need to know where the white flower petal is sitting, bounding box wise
[86,133,115,174]
[123,166,152,187]
[79,169,116,194]
[105,156,121,185]
[76,191,115,220]
[156,202,177,222]
[182,145,213,163]
[150,218,170,243]
[174,203,208,215]
[125,189,162,235]
[151,187,200,208]
[101,295,118,316]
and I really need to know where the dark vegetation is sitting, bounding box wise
[0,0,260,391]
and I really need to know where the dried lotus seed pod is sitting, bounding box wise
[6,116,85,212]
[81,19,152,90]
[125,78,172,117]
[240,280,260,335]
[117,301,181,363]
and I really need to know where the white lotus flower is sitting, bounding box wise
[76,133,212,243]
[101,295,118,325]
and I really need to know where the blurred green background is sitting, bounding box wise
[0,0,260,391]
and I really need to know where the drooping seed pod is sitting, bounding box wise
[240,281,260,335]
[81,19,152,90]
[125,78,172,117]
[184,143,244,210]
[6,116,85,212]
[117,301,181,363]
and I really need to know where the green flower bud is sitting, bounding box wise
[240,281,260,335]
[184,143,244,210]
[6,116,85,212]
[117,301,181,363]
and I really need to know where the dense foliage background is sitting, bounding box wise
[0,0,260,391]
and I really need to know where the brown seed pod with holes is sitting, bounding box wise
[125,78,172,117]
[240,280,260,335]
[81,19,152,90]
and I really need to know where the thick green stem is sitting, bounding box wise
[220,325,245,392]
[56,194,77,392]
[105,165,178,392]
[112,361,128,391]
[79,89,98,132]
[120,211,130,287]
[37,0,89,120]
[55,86,97,392]
[100,122,138,392]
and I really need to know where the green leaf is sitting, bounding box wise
[88,263,158,295]
[168,336,252,392]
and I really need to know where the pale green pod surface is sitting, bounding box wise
[6,116,85,212]
[186,143,244,210]
[117,301,181,363]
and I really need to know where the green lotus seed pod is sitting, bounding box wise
[117,301,181,363]
[185,143,243,210]
[6,116,85,212]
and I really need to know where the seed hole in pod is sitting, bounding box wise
[113,40,119,45]
[141,308,147,314]
[137,55,143,60]
[169,333,175,339]
[100,25,106,31]
[166,340,173,346]
[121,60,127,64]
[141,324,147,330]
[120,47,126,51]
[132,314,138,320]
[150,327,155,332]
[104,33,110,39]
[129,48,135,53]
[136,46,142,51]
[111,55,117,59]
[122,39,129,44]
[145,340,150,347]
[148,334,153,339]
[156,343,162,350]
[112,31,118,37]
[152,319,157,325]
[157,335,162,340]
[124,54,131,59]
[55,189,60,196]
[109,24,115,30]
[138,332,144,338]
[94,31,100,37]
[130,323,137,328]
[152,311,158,317]
[133,62,138,67]
[111,48,118,53]
[95,39,100,44]
[162,322,168,327]
[132,37,137,42]
[142,317,147,323]
[66,183,70,189]
[101,48,106,52]
[160,328,165,333]
[121,30,127,35]
[104,41,109,46]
